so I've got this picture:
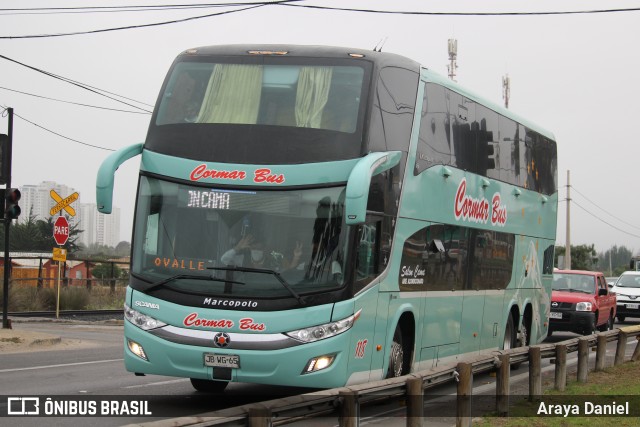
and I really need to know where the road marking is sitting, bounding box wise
[0,358,123,373]
[124,378,189,389]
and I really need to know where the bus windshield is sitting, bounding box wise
[131,176,350,298]
[156,62,365,132]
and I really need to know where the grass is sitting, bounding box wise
[474,359,640,426]
[1,283,126,311]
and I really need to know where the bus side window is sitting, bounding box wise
[354,222,380,292]
[143,214,159,256]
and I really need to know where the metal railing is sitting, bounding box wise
[132,325,640,427]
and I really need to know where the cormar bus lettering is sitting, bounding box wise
[183,313,234,328]
[135,301,160,309]
[491,193,508,226]
[190,164,247,181]
[239,318,266,331]
[454,178,489,223]
[254,168,285,184]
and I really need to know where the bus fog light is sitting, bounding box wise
[127,339,148,361]
[303,354,336,374]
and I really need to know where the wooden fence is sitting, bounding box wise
[134,325,640,427]
[1,256,129,290]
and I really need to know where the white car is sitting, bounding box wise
[610,271,640,322]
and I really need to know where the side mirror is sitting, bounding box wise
[598,288,608,296]
[96,143,143,213]
[345,151,401,225]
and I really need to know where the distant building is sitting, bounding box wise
[77,203,121,248]
[18,181,121,248]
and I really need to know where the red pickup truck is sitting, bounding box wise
[549,269,616,336]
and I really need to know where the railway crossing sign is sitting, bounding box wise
[53,216,69,246]
[50,190,78,217]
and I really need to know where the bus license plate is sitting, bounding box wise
[550,312,563,319]
[204,353,240,369]
[626,303,639,310]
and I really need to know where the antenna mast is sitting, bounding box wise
[502,74,511,109]
[447,39,458,81]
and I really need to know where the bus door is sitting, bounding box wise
[349,220,385,382]
[397,222,462,368]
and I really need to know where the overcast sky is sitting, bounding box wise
[0,0,639,255]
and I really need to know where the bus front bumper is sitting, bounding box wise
[123,321,351,389]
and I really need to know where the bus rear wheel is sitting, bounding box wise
[386,327,404,378]
[190,378,228,393]
[502,315,516,350]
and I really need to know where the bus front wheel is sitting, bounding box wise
[190,378,228,393]
[386,327,404,378]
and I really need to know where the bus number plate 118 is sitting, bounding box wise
[204,353,240,368]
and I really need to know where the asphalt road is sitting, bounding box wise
[1,319,638,426]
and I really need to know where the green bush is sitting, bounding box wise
[1,283,125,312]
[36,288,56,311]
[59,287,90,310]
[0,284,43,311]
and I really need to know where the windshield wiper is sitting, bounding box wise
[208,266,306,306]
[142,273,244,293]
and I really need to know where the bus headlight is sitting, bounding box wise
[124,304,167,330]
[285,310,361,343]
[576,302,593,312]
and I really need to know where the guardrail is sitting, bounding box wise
[133,325,640,427]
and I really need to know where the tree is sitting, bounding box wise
[0,214,83,253]
[114,241,131,257]
[555,244,597,271]
[91,262,125,281]
[597,245,634,276]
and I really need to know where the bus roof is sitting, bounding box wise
[178,44,421,71]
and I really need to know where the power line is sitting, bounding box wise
[571,184,640,232]
[571,199,640,239]
[1,105,115,152]
[0,1,292,39]
[1,2,638,39]
[0,86,151,115]
[0,2,260,15]
[281,3,640,16]
[0,54,153,112]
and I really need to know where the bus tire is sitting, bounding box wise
[386,327,404,378]
[502,315,516,350]
[190,378,228,393]
[519,320,529,347]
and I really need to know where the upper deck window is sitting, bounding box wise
[156,62,364,134]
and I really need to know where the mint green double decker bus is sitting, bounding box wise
[97,45,557,392]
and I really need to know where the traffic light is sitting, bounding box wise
[4,188,21,220]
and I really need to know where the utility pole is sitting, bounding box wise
[447,39,458,82]
[2,107,13,329]
[565,170,571,270]
[502,74,510,109]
